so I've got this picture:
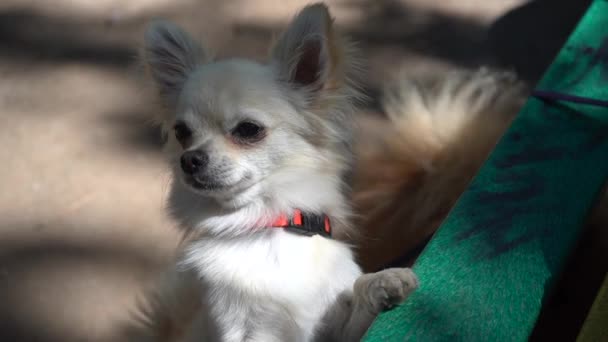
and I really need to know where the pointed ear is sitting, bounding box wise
[271,3,337,92]
[142,20,209,107]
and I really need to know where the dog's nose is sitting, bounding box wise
[180,150,208,174]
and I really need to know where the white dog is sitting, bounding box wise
[134,3,418,341]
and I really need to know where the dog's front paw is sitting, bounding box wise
[354,268,419,314]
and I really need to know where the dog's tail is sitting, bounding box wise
[353,68,528,271]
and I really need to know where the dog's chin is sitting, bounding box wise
[180,175,227,195]
[184,177,223,192]
[180,175,261,209]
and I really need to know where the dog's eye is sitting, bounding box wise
[231,121,265,142]
[174,122,192,147]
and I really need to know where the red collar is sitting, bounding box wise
[271,209,332,237]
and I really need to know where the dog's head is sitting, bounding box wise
[142,4,361,229]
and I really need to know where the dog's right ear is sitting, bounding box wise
[143,20,209,107]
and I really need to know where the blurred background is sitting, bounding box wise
[0,0,591,340]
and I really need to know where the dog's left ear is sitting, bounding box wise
[271,3,338,94]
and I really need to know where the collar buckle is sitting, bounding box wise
[280,210,332,237]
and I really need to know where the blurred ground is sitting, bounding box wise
[0,0,591,341]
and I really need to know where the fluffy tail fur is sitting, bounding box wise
[352,67,528,271]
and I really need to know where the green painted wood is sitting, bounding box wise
[364,1,608,340]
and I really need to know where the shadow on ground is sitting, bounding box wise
[0,9,135,68]
[0,226,170,341]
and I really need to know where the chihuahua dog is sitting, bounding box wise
[135,3,418,341]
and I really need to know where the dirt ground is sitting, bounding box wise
[0,0,591,341]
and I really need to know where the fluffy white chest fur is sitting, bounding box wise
[183,231,362,341]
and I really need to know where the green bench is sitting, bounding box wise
[364,0,608,340]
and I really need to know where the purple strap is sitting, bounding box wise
[532,90,608,107]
